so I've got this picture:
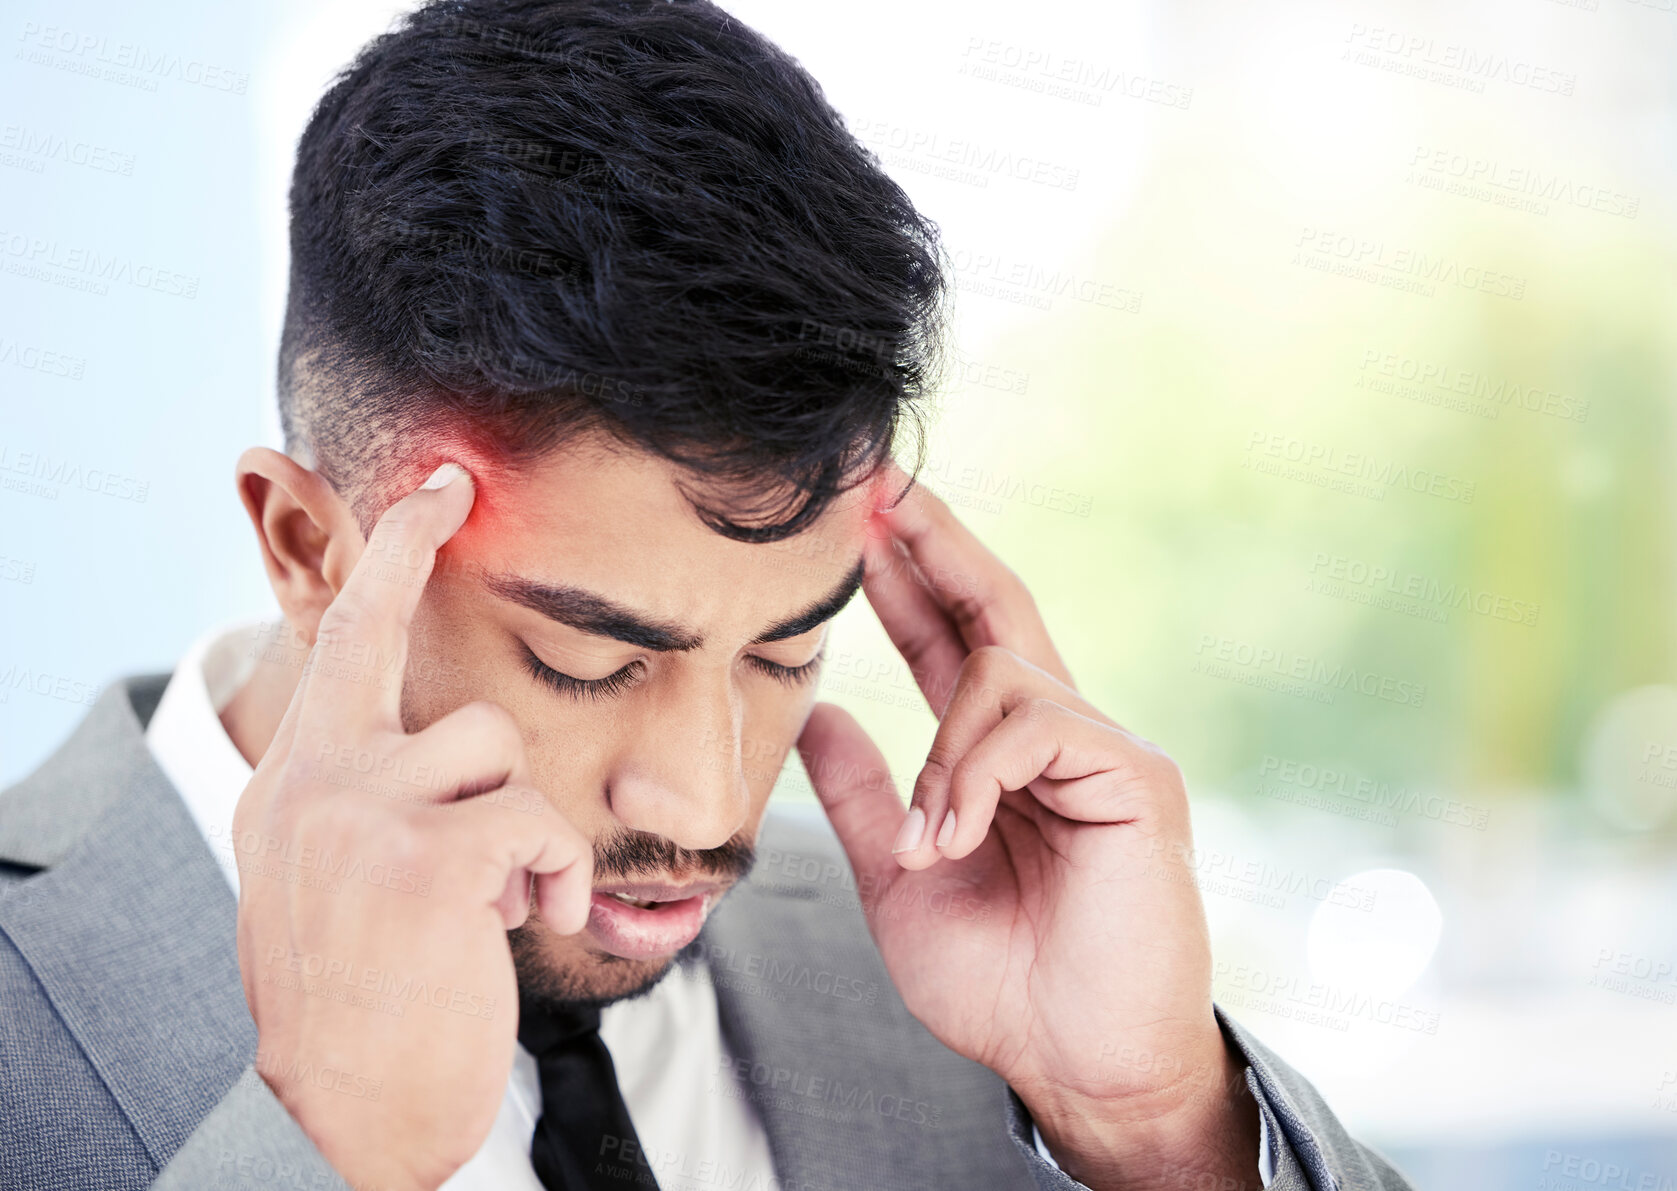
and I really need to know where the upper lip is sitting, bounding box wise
[593,879,730,903]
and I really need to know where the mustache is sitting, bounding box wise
[590,824,756,884]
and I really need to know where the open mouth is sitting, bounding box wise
[584,879,728,960]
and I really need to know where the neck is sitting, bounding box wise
[219,623,305,769]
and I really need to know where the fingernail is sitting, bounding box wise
[892,806,926,854]
[935,808,957,849]
[422,462,468,490]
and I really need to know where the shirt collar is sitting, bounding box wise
[143,620,270,895]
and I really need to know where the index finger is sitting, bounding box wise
[873,462,1073,689]
[299,462,476,732]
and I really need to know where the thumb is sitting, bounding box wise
[796,703,906,899]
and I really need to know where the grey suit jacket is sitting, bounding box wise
[0,677,1412,1191]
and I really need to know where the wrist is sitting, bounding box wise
[258,1063,438,1191]
[1017,1029,1262,1191]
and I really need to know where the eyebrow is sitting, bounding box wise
[485,557,865,652]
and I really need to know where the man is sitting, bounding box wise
[0,1,1412,1188]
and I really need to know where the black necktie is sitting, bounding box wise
[518,997,661,1191]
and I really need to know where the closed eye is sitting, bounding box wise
[745,648,825,686]
[522,646,643,702]
[521,645,823,700]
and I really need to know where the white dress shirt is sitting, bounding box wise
[145,621,1272,1189]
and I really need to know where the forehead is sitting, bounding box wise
[442,438,871,629]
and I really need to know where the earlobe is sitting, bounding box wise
[235,446,363,645]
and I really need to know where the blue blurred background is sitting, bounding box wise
[3,0,1675,1185]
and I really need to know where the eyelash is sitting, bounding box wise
[521,646,824,700]
[523,648,644,702]
[745,648,826,687]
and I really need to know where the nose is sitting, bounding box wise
[606,663,752,852]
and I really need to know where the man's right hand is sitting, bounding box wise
[230,463,594,1191]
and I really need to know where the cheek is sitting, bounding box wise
[737,680,820,802]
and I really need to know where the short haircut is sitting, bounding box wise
[280,0,946,541]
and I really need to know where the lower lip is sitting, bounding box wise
[586,892,711,960]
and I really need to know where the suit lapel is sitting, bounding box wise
[0,679,254,1169]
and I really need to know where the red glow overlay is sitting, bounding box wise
[862,462,910,541]
[396,424,524,568]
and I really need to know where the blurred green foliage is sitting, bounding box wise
[809,130,1677,814]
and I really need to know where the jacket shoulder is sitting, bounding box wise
[0,674,170,870]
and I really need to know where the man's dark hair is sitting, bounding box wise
[280,0,946,540]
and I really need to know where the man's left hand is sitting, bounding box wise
[797,468,1262,1191]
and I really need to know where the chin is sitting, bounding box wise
[509,917,677,1009]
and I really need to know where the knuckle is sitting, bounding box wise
[952,575,1027,641]
[960,644,1016,705]
[1021,695,1058,723]
[946,752,987,803]
[963,643,1011,678]
[1151,749,1186,793]
[914,749,957,799]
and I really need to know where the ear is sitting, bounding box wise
[235,447,365,646]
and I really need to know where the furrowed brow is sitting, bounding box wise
[751,558,866,644]
[485,574,703,651]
